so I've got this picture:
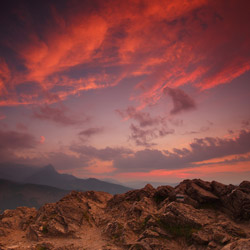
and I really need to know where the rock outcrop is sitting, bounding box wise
[0,179,249,250]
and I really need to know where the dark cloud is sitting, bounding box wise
[164,87,196,115]
[70,145,133,162]
[129,124,157,147]
[129,123,174,147]
[117,106,174,146]
[16,122,28,131]
[2,129,250,174]
[0,129,38,150]
[116,106,162,127]
[242,119,250,128]
[114,129,250,172]
[33,104,87,126]
[182,123,213,135]
[0,129,39,162]
[78,127,103,138]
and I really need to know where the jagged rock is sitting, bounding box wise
[192,230,210,245]
[221,239,250,250]
[223,189,250,220]
[0,228,6,237]
[211,181,234,197]
[160,202,210,228]
[153,185,176,204]
[193,179,212,191]
[26,190,111,239]
[220,221,247,238]
[239,181,250,191]
[208,241,217,248]
[0,179,249,250]
[0,206,37,238]
[104,221,124,238]
[185,181,219,204]
[109,184,155,206]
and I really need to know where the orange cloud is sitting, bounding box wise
[0,58,10,96]
[40,135,45,144]
[1,0,250,106]
[116,160,250,181]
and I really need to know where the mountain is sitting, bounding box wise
[0,179,249,250]
[0,179,68,212]
[0,163,132,194]
[0,162,38,182]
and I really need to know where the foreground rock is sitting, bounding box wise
[0,179,249,250]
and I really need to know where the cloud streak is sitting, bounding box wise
[33,104,87,126]
[78,127,104,139]
[0,0,249,107]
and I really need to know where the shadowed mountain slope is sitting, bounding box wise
[0,163,132,195]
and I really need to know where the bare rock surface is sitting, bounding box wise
[0,179,249,250]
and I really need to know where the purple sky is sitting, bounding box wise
[0,0,250,184]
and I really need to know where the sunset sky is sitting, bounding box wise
[0,0,250,184]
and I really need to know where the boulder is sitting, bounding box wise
[153,185,176,204]
[185,181,219,204]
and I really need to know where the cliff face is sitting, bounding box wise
[0,179,249,250]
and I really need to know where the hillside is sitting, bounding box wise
[0,163,132,195]
[0,179,69,212]
[0,179,249,250]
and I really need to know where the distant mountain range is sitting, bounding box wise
[0,162,132,210]
[0,178,68,212]
[0,162,132,194]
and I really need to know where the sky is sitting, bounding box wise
[0,0,250,185]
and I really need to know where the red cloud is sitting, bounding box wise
[1,0,250,106]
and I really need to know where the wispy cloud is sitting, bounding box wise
[33,104,87,126]
[78,127,104,139]
[117,106,174,146]
[129,123,174,147]
[117,106,162,127]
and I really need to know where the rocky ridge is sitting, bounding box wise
[0,179,249,250]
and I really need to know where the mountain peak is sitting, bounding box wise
[40,164,57,173]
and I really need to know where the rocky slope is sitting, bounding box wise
[0,179,249,250]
